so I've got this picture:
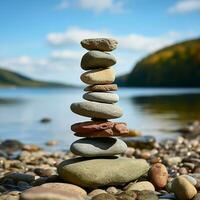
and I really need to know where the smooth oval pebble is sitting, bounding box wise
[148,163,168,189]
[182,175,197,186]
[81,38,118,51]
[92,193,116,200]
[84,84,118,92]
[171,176,197,200]
[20,182,87,200]
[193,193,200,200]
[70,138,127,157]
[57,157,149,188]
[70,101,123,119]
[83,92,119,104]
[81,50,116,70]
[88,189,107,198]
[125,181,155,191]
[81,67,115,85]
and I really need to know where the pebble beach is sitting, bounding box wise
[0,121,200,200]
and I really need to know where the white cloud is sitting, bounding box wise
[1,56,48,69]
[47,27,180,53]
[47,27,110,46]
[168,0,200,14]
[54,0,124,14]
[51,50,83,60]
[77,0,123,13]
[55,0,69,10]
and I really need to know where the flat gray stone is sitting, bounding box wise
[83,92,119,104]
[57,157,149,188]
[70,101,123,119]
[70,138,127,157]
[81,38,118,51]
[81,50,116,70]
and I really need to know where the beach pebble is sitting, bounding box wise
[148,163,168,189]
[34,168,55,177]
[1,191,21,200]
[122,136,156,149]
[171,176,197,200]
[83,92,119,104]
[128,129,142,137]
[182,175,197,186]
[125,181,155,191]
[84,84,118,92]
[81,50,116,70]
[57,157,149,188]
[70,101,123,119]
[70,138,127,157]
[92,193,116,200]
[88,189,107,198]
[81,67,115,85]
[116,192,135,200]
[20,183,87,200]
[136,190,158,200]
[0,139,23,152]
[81,38,118,51]
[193,193,200,200]
[5,173,35,183]
[106,186,119,195]
[166,157,182,166]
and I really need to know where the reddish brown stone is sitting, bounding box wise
[71,121,114,133]
[74,122,129,137]
[148,163,168,189]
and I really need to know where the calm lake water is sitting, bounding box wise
[0,87,200,151]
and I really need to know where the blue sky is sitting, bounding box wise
[0,0,200,85]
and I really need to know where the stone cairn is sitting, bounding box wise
[57,38,149,188]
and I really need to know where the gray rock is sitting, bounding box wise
[70,138,127,157]
[83,92,119,104]
[70,101,123,119]
[57,157,149,188]
[136,190,158,200]
[122,136,156,149]
[81,50,116,70]
[81,38,118,51]
[5,172,35,183]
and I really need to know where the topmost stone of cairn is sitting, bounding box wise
[81,38,118,52]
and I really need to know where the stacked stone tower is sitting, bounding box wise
[57,38,149,188]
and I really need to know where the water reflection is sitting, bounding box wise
[132,93,200,125]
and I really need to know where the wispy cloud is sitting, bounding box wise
[168,0,200,14]
[47,27,110,46]
[51,50,83,60]
[55,0,69,10]
[47,27,181,53]
[54,0,124,14]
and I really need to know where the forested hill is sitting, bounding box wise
[116,38,200,87]
[0,68,68,87]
